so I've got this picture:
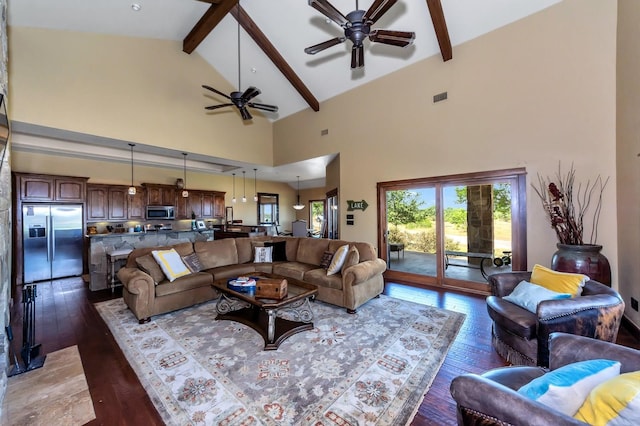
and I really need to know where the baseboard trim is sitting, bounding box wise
[622,315,640,341]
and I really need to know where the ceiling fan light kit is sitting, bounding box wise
[305,0,416,69]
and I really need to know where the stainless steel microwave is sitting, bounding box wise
[146,206,175,220]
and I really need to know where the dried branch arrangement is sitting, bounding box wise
[532,163,609,245]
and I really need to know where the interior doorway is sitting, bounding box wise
[378,168,527,294]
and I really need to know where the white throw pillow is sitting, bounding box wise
[327,245,349,276]
[503,280,572,313]
[151,249,191,282]
[254,246,273,263]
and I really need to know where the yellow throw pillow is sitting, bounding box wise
[530,264,588,296]
[574,371,640,425]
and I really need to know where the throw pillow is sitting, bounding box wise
[182,253,203,273]
[574,370,640,425]
[254,246,273,263]
[265,241,287,262]
[327,244,349,276]
[530,264,589,296]
[319,251,333,269]
[135,254,166,284]
[151,249,191,282]
[342,246,360,272]
[518,359,621,417]
[503,280,572,313]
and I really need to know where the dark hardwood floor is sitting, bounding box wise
[8,278,640,425]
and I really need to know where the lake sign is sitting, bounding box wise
[347,200,368,211]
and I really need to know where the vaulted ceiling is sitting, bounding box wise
[9,0,561,120]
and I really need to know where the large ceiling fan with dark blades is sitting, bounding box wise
[202,85,278,121]
[202,2,278,121]
[305,0,415,69]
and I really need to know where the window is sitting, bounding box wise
[309,200,326,237]
[257,193,279,225]
[377,168,527,294]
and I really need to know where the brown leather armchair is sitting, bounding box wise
[486,271,624,367]
[450,333,640,426]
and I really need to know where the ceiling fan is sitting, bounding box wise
[202,2,278,121]
[305,0,416,69]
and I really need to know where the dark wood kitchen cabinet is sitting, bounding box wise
[87,184,145,221]
[213,193,225,217]
[15,173,87,202]
[176,190,225,219]
[86,185,109,221]
[143,184,176,206]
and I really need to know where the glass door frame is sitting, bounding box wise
[377,168,527,295]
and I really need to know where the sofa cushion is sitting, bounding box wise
[254,246,273,263]
[207,263,273,280]
[235,237,255,264]
[195,239,238,269]
[272,261,318,281]
[574,370,640,425]
[135,254,165,284]
[296,238,330,265]
[518,359,621,416]
[531,264,588,296]
[327,244,349,276]
[342,246,360,271]
[126,241,194,268]
[304,268,343,290]
[152,249,192,282]
[182,253,203,273]
[265,241,287,261]
[503,280,571,313]
[319,251,333,269]
[154,272,213,297]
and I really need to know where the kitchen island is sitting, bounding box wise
[87,229,214,291]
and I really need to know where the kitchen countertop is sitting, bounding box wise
[87,229,214,238]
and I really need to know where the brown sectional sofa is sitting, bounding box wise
[117,236,387,323]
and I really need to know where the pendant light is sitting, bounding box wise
[181,153,188,198]
[127,143,136,196]
[232,173,236,203]
[253,168,258,202]
[293,176,305,210]
[242,171,247,203]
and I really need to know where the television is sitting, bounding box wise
[0,93,9,168]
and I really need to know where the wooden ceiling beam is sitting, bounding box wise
[183,0,238,54]
[426,0,452,61]
[230,6,320,112]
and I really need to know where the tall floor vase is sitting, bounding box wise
[551,243,611,286]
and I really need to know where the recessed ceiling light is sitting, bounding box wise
[131,3,141,12]
[251,67,257,73]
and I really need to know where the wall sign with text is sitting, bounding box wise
[346,200,368,211]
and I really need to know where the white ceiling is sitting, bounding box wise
[7,0,561,185]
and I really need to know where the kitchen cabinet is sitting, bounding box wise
[15,173,87,202]
[128,187,146,220]
[144,184,176,206]
[213,193,225,217]
[108,187,128,220]
[87,184,145,221]
[86,185,109,221]
[176,190,225,219]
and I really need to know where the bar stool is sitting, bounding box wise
[107,248,132,292]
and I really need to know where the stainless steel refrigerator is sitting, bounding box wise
[22,204,84,283]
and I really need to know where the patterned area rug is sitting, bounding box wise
[95,295,465,425]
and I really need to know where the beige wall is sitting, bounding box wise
[274,0,619,285]
[616,0,640,327]
[8,27,273,164]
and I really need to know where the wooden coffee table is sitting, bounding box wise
[211,272,318,350]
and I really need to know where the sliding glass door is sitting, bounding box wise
[378,169,526,294]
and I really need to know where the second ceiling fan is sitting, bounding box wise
[305,0,415,69]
